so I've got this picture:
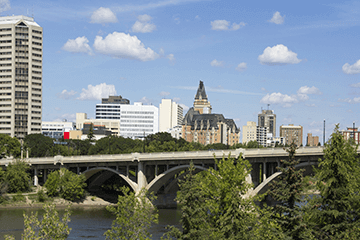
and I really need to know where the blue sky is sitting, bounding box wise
[3,0,360,144]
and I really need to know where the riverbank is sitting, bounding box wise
[0,195,114,209]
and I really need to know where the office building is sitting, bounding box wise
[101,95,130,104]
[307,133,319,146]
[256,126,268,147]
[159,99,183,132]
[76,113,120,135]
[42,121,74,140]
[182,81,240,146]
[280,124,303,146]
[242,121,257,144]
[339,127,360,144]
[258,109,276,137]
[0,15,43,139]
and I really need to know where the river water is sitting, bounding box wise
[0,207,181,240]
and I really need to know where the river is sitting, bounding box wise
[0,207,181,240]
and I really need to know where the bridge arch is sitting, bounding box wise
[146,165,208,194]
[82,167,138,192]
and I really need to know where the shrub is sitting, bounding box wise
[37,189,46,202]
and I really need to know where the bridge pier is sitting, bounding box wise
[137,162,147,194]
[34,167,38,186]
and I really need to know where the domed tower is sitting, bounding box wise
[193,81,212,114]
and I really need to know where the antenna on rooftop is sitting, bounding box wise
[267,104,270,110]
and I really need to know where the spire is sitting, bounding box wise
[195,81,207,100]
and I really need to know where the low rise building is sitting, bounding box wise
[339,127,360,144]
[42,121,75,140]
[307,133,319,146]
[280,124,303,146]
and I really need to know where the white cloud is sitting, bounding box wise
[235,62,247,72]
[58,89,77,99]
[90,7,117,24]
[211,20,246,31]
[342,59,360,74]
[93,32,159,61]
[269,11,284,24]
[258,44,301,65]
[297,86,321,95]
[210,59,224,67]
[260,86,320,107]
[351,82,360,88]
[159,91,170,96]
[260,92,298,107]
[132,14,156,33]
[338,97,360,103]
[62,36,92,54]
[55,113,76,122]
[77,83,117,100]
[195,15,201,20]
[173,97,181,103]
[0,0,10,13]
[138,96,153,105]
[167,54,175,63]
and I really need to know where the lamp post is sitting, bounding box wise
[353,121,356,143]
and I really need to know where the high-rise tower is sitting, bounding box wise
[258,108,276,137]
[0,16,43,139]
[193,81,212,114]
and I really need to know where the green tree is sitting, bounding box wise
[22,203,71,239]
[267,142,308,239]
[45,168,86,201]
[164,158,284,239]
[4,159,31,193]
[307,124,360,239]
[24,134,54,157]
[0,134,21,158]
[104,187,158,240]
[87,123,95,141]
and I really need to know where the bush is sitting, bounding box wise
[12,192,25,202]
[45,168,87,202]
[37,189,46,202]
[4,159,31,193]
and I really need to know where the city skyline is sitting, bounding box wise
[2,0,359,144]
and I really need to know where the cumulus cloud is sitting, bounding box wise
[138,96,153,105]
[211,20,246,31]
[77,83,117,100]
[338,97,360,103]
[258,44,301,65]
[342,59,360,74]
[167,54,175,63]
[58,89,77,99]
[62,36,92,54]
[269,11,284,24]
[93,32,159,61]
[210,59,224,67]
[260,85,321,107]
[132,14,156,33]
[351,82,360,88]
[90,7,117,24]
[0,0,10,13]
[179,103,189,112]
[235,62,247,72]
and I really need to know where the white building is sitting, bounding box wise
[159,99,183,132]
[42,121,74,140]
[119,102,158,139]
[0,15,43,139]
[76,113,120,136]
[256,126,268,147]
[242,121,257,144]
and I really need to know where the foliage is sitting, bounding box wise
[232,140,264,149]
[12,192,26,202]
[104,187,158,240]
[24,134,54,158]
[0,134,21,158]
[306,124,360,239]
[164,158,284,239]
[87,123,95,141]
[37,188,47,202]
[267,142,308,239]
[22,203,71,240]
[45,168,86,201]
[4,159,31,193]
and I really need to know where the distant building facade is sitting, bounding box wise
[280,124,303,146]
[307,133,319,146]
[242,121,257,144]
[101,95,130,104]
[42,121,75,140]
[159,99,183,132]
[76,113,120,136]
[256,126,268,147]
[181,81,240,146]
[258,109,276,137]
[339,127,360,144]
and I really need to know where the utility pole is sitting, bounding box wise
[323,119,325,146]
[353,121,356,143]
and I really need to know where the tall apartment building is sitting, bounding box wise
[256,126,268,147]
[0,16,43,139]
[242,121,257,144]
[159,99,183,132]
[280,124,303,146]
[307,133,319,146]
[258,109,276,137]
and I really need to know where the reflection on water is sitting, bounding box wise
[0,207,181,240]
